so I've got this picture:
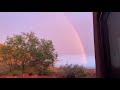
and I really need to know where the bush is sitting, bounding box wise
[38,68,53,76]
[0,63,10,76]
[24,66,39,75]
[59,64,87,78]
[9,69,22,76]
[0,63,22,76]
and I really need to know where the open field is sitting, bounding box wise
[84,68,96,78]
[0,68,96,78]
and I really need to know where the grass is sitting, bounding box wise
[0,63,96,78]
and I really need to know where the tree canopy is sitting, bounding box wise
[0,32,58,73]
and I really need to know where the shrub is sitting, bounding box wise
[59,64,87,78]
[24,66,39,75]
[9,69,22,76]
[0,63,22,76]
[0,63,10,76]
[38,68,53,76]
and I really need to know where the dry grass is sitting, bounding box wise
[84,68,96,78]
[0,68,96,78]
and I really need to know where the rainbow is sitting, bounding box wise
[62,13,87,64]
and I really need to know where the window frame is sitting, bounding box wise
[100,12,112,77]
[93,12,111,78]
[93,12,120,78]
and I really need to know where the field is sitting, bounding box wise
[84,68,96,78]
[0,68,96,78]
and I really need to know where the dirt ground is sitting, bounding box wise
[0,69,96,78]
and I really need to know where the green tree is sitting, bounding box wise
[0,32,58,74]
[0,45,14,72]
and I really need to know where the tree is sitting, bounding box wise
[0,32,58,74]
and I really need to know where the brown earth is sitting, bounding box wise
[0,68,96,78]
[84,68,96,78]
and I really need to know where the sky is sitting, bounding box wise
[0,12,95,66]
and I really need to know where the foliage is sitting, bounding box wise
[24,66,39,75]
[0,32,58,74]
[38,67,53,76]
[0,62,10,76]
[59,64,87,78]
[9,69,23,76]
